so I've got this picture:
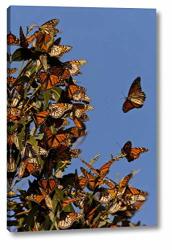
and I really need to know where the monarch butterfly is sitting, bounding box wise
[36,146,48,156]
[43,127,71,149]
[119,173,134,189]
[80,167,97,191]
[62,198,80,208]
[78,176,88,189]
[54,37,61,46]
[94,188,117,204]
[18,159,40,177]
[49,45,72,57]
[7,143,18,173]
[80,167,103,191]
[55,146,81,162]
[72,104,94,118]
[34,111,49,125]
[66,127,86,142]
[28,30,57,52]
[72,116,86,130]
[80,157,116,179]
[64,60,87,76]
[19,26,29,48]
[97,158,117,179]
[67,83,90,103]
[20,143,36,159]
[38,178,57,194]
[7,107,21,121]
[7,76,16,85]
[39,19,59,32]
[103,178,116,189]
[49,103,73,118]
[7,32,20,45]
[26,193,54,210]
[7,68,17,75]
[26,194,45,204]
[117,172,134,197]
[58,213,82,229]
[39,67,70,89]
[125,186,148,204]
[121,141,149,162]
[108,201,127,214]
[122,77,146,113]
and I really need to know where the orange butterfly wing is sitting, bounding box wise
[34,111,49,125]
[7,32,19,45]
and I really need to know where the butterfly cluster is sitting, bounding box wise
[7,18,149,232]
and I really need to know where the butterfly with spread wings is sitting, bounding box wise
[122,77,146,113]
[7,32,20,45]
[121,141,149,162]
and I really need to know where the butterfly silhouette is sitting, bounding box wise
[121,141,149,162]
[122,77,146,113]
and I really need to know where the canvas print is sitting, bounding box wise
[7,6,156,232]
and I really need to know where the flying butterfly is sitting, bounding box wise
[122,77,146,113]
[121,141,149,162]
[7,32,20,45]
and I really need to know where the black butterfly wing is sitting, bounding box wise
[128,77,142,97]
[54,37,61,46]
[122,99,135,113]
[123,77,145,112]
[121,141,132,156]
[19,26,29,48]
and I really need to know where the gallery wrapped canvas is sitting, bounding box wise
[7,6,156,232]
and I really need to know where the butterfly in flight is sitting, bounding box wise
[121,141,149,162]
[122,77,146,113]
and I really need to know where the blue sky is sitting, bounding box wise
[8,6,157,226]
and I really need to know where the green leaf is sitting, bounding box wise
[51,87,62,101]
[43,90,51,109]
[28,136,38,148]
[63,204,74,212]
[12,48,33,61]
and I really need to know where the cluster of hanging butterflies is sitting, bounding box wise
[7,18,94,183]
[7,18,149,231]
[56,140,148,229]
